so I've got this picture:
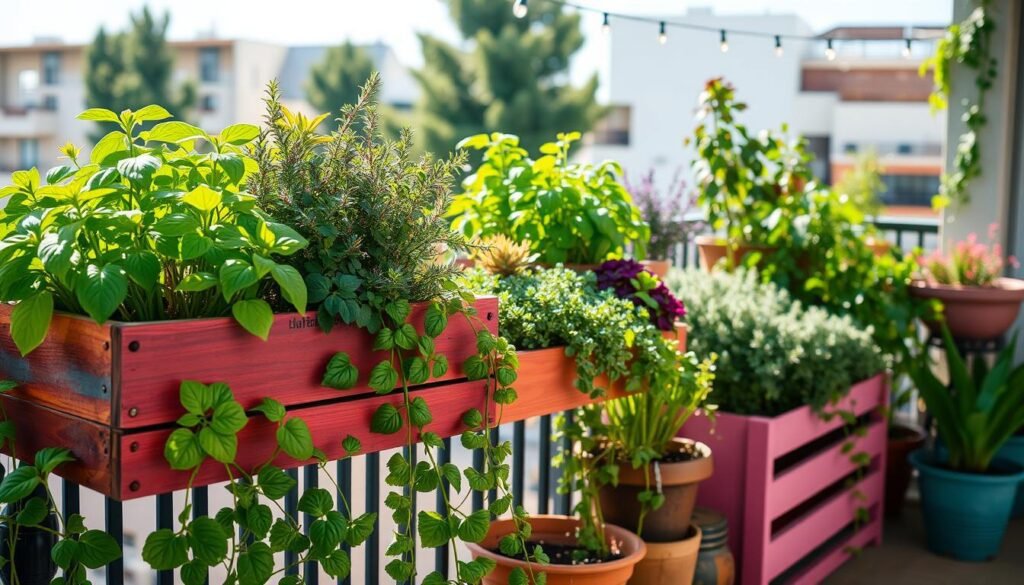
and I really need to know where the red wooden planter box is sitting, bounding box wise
[0,298,497,499]
[680,374,889,585]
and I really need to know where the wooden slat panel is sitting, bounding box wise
[790,512,883,585]
[765,467,884,580]
[0,305,113,424]
[768,420,886,519]
[118,380,492,499]
[0,393,115,496]
[112,297,498,429]
[766,374,886,457]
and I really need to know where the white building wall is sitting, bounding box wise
[831,102,945,153]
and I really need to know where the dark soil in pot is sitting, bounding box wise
[492,541,625,566]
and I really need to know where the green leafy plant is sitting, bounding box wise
[0,105,308,354]
[148,380,372,583]
[0,381,121,584]
[835,148,886,218]
[911,327,1024,473]
[449,132,649,265]
[920,1,996,209]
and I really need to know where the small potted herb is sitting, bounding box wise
[909,327,1024,561]
[625,170,701,277]
[911,226,1024,340]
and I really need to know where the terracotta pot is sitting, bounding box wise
[628,524,701,585]
[884,424,926,517]
[865,237,892,257]
[692,507,735,585]
[599,439,713,542]
[640,259,672,279]
[467,515,646,585]
[909,277,1024,340]
[694,235,776,272]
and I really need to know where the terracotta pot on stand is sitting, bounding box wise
[640,259,672,279]
[467,515,646,585]
[598,439,712,585]
[885,424,926,517]
[909,278,1024,340]
[695,236,776,272]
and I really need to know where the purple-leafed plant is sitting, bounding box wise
[595,259,685,330]
[624,169,702,261]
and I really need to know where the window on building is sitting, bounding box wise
[18,70,39,102]
[805,135,831,184]
[42,95,58,111]
[843,142,858,154]
[590,105,631,146]
[200,47,220,83]
[896,143,913,155]
[200,94,218,112]
[42,51,60,85]
[19,139,39,168]
[880,174,940,207]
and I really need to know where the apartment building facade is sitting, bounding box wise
[0,38,417,173]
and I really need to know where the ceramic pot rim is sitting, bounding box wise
[909,277,1024,302]
[694,234,775,250]
[615,438,713,486]
[909,449,1024,484]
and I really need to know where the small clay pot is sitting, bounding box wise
[599,439,713,542]
[640,259,672,279]
[692,507,734,585]
[628,524,701,585]
[695,236,776,272]
[467,515,646,585]
[909,277,1024,340]
[885,424,926,517]
[865,237,892,257]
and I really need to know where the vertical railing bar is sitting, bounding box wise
[365,452,380,585]
[488,427,499,506]
[193,486,210,585]
[400,445,417,567]
[558,410,573,514]
[337,457,352,585]
[538,415,551,515]
[435,438,451,578]
[918,228,926,249]
[896,229,904,250]
[512,421,525,508]
[285,467,300,575]
[156,493,174,585]
[304,464,320,585]
[62,480,80,582]
[471,445,484,512]
[104,497,123,585]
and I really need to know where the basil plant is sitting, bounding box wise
[0,106,308,355]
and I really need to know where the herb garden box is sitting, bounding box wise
[680,374,888,585]
[0,297,498,499]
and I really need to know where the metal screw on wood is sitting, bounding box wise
[128,341,141,352]
[129,481,140,492]
[130,442,139,452]
[101,384,108,394]
[128,407,139,417]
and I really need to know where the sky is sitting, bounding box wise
[1,0,954,71]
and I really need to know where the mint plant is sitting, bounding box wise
[0,105,308,355]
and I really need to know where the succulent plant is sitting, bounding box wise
[472,235,539,276]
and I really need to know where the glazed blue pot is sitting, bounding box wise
[909,449,1024,561]
[995,435,1024,518]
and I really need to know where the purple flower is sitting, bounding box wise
[595,260,686,331]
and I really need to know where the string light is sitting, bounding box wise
[774,35,783,57]
[602,12,610,34]
[658,21,667,45]
[825,38,836,61]
[513,0,528,19]
[902,38,913,58]
[719,29,729,53]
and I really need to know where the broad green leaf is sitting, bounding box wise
[15,496,49,526]
[210,400,247,435]
[34,447,74,475]
[463,355,488,380]
[432,354,449,378]
[458,509,490,543]
[245,503,273,539]
[509,567,529,585]
[38,231,75,279]
[133,105,173,122]
[424,303,447,338]
[198,426,237,463]
[89,131,128,165]
[123,251,161,290]
[322,353,359,390]
[78,529,122,569]
[406,357,430,385]
[385,299,411,323]
[232,299,274,340]
[298,488,334,517]
[277,418,314,460]
[75,264,128,323]
[51,539,78,570]
[176,272,217,292]
[393,323,418,350]
[117,154,161,183]
[220,259,259,301]
[181,560,208,585]
[252,397,286,423]
[385,559,414,582]
[269,519,305,553]
[179,233,213,260]
[183,184,222,212]
[164,428,204,470]
[180,380,212,415]
[219,124,260,146]
[142,529,189,570]
[370,403,402,434]
[152,213,200,236]
[374,328,394,351]
[78,108,120,123]
[0,465,40,503]
[310,511,347,556]
[417,511,451,547]
[11,292,54,356]
[368,360,398,393]
[342,435,361,455]
[346,512,376,546]
[321,548,351,579]
[256,465,295,499]
[462,409,483,428]
[146,121,209,144]
[271,263,307,314]
[237,541,274,585]
[408,396,432,427]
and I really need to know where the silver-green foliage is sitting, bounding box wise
[668,268,882,416]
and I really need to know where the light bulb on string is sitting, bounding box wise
[512,0,528,19]
[825,38,836,61]
[774,35,783,57]
[602,12,610,34]
[902,38,913,58]
[658,21,667,45]
[719,30,729,53]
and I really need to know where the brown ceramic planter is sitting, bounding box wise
[694,235,776,272]
[909,277,1024,340]
[599,439,713,542]
[885,424,926,517]
[467,515,646,585]
[628,524,701,585]
[640,259,672,279]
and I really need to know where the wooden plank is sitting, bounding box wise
[765,467,884,580]
[112,297,498,429]
[790,512,883,585]
[0,393,115,496]
[741,418,774,585]
[0,305,113,425]
[117,379,492,500]
[768,420,886,519]
[766,374,886,457]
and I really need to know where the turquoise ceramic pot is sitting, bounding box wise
[909,449,1024,561]
[996,435,1024,518]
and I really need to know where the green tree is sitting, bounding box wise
[84,7,194,136]
[413,0,604,155]
[305,42,376,126]
[835,148,886,217]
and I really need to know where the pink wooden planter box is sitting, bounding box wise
[681,374,888,584]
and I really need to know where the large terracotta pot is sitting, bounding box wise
[640,259,672,279]
[694,236,776,272]
[628,525,701,585]
[467,515,647,585]
[909,277,1024,340]
[599,439,713,542]
[885,424,926,517]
